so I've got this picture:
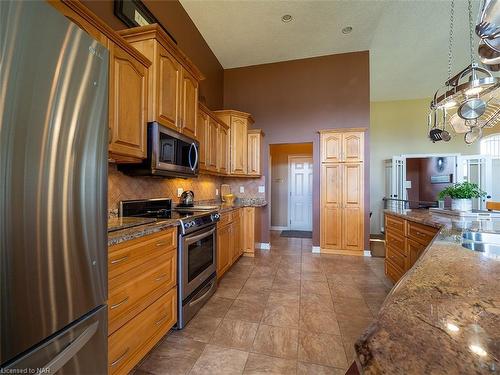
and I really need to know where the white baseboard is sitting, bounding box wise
[363,250,372,257]
[312,246,321,253]
[256,242,271,250]
[270,226,288,231]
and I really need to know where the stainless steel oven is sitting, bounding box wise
[176,212,219,329]
[118,122,199,178]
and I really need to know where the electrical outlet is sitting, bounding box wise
[239,186,245,193]
[216,188,219,196]
[177,187,184,197]
[258,185,265,193]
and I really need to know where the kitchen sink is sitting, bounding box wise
[461,232,500,259]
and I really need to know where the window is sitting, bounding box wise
[480,134,500,159]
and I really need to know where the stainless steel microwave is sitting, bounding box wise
[118,122,199,178]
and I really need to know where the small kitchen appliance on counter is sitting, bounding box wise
[120,198,220,328]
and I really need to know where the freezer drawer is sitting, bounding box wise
[3,306,107,375]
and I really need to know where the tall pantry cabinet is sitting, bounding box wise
[320,129,365,255]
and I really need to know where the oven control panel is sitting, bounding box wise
[180,211,220,234]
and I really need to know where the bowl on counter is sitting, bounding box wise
[222,194,236,204]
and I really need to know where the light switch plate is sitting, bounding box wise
[177,187,184,197]
[258,185,265,193]
[239,186,245,193]
[405,180,412,189]
[216,188,219,196]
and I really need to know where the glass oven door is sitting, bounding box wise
[182,226,216,299]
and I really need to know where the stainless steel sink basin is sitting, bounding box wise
[461,231,500,259]
[462,231,500,244]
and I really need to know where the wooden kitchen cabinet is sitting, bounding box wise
[384,213,439,283]
[108,41,149,160]
[242,207,256,256]
[320,129,364,163]
[197,108,209,170]
[217,209,248,279]
[320,130,365,256]
[218,122,230,175]
[208,119,219,172]
[232,209,243,262]
[217,223,232,277]
[119,24,204,140]
[215,110,254,175]
[247,129,263,176]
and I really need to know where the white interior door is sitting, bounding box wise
[288,156,313,231]
[391,156,406,210]
[456,155,492,210]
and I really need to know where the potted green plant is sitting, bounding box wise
[438,182,487,212]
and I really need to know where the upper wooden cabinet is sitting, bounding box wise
[247,129,263,176]
[214,110,254,175]
[218,122,229,175]
[108,41,148,159]
[119,24,204,140]
[197,108,209,171]
[49,0,153,163]
[320,130,365,163]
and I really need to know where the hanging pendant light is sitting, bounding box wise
[429,0,500,144]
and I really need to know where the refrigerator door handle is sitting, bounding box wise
[43,321,99,374]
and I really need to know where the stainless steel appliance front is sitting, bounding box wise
[0,1,108,372]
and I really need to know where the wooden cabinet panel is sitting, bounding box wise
[108,249,176,335]
[197,109,208,170]
[407,221,438,246]
[247,130,262,176]
[323,164,342,204]
[322,205,342,249]
[108,42,148,159]
[157,46,180,130]
[217,223,232,277]
[386,245,406,271]
[218,124,229,175]
[108,288,176,375]
[230,117,248,174]
[343,132,364,162]
[386,229,405,254]
[406,238,426,270]
[321,133,342,163]
[207,119,218,171]
[343,163,363,206]
[232,215,242,263]
[385,214,405,235]
[180,68,198,139]
[385,259,404,284]
[343,207,364,250]
[242,207,255,255]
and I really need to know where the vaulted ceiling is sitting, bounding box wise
[179,0,483,101]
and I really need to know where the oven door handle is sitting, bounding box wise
[188,280,215,307]
[184,227,216,245]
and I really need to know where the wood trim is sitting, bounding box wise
[318,127,368,134]
[118,24,204,81]
[320,248,365,256]
[213,110,255,125]
[48,0,151,68]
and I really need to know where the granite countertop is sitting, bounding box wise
[355,208,500,374]
[107,198,267,246]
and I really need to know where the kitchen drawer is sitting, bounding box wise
[385,229,405,254]
[405,238,427,270]
[108,228,177,280]
[217,210,233,227]
[407,221,438,246]
[385,214,405,234]
[386,244,405,271]
[385,258,404,284]
[108,249,176,334]
[108,287,177,375]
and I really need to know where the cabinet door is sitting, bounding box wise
[218,125,229,175]
[207,119,218,171]
[230,117,248,175]
[343,132,364,162]
[180,68,198,139]
[321,164,342,249]
[109,42,148,159]
[232,216,241,263]
[321,133,342,163]
[342,163,364,251]
[242,207,255,255]
[197,110,208,170]
[156,46,180,131]
[217,224,232,277]
[247,132,261,176]
[405,238,426,270]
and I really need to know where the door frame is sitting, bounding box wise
[287,155,313,231]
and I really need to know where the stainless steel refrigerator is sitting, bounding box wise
[0,1,108,373]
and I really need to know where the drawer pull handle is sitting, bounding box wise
[156,240,170,247]
[155,313,170,326]
[111,348,129,367]
[415,231,425,237]
[110,255,128,265]
[110,296,129,310]
[155,273,168,282]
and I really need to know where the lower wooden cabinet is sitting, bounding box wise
[217,221,233,277]
[384,213,439,283]
[242,207,255,256]
[107,228,177,375]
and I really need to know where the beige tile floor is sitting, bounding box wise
[135,231,392,375]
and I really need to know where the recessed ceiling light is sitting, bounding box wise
[281,14,293,23]
[342,26,353,34]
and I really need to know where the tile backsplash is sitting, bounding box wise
[108,164,266,211]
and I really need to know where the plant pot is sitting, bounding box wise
[451,198,473,212]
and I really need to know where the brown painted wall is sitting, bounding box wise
[81,0,223,109]
[223,51,370,247]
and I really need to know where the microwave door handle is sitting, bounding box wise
[192,143,199,170]
[188,143,194,170]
